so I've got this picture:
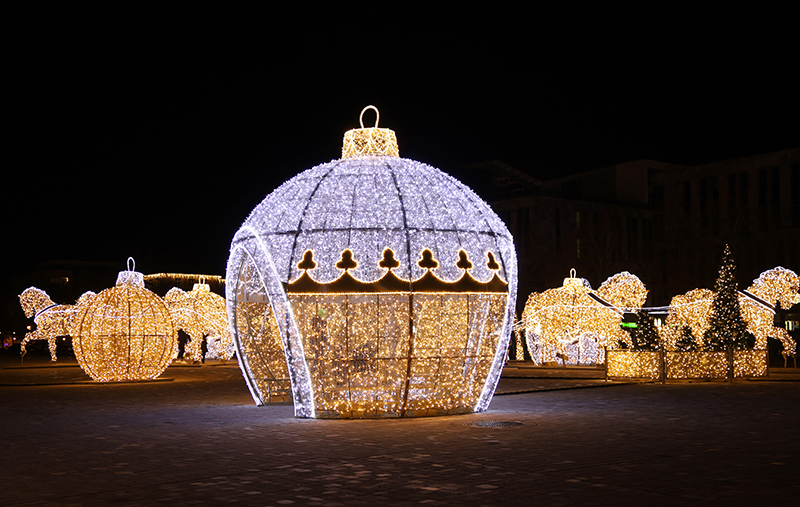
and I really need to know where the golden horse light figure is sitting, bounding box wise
[741,267,799,361]
[660,288,714,351]
[18,287,95,361]
[164,278,231,362]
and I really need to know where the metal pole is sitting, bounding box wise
[727,347,734,383]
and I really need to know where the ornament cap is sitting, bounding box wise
[563,268,590,290]
[192,275,210,292]
[564,268,579,287]
[116,257,144,287]
[342,105,399,158]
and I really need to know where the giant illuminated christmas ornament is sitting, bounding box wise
[226,106,517,418]
[165,277,231,361]
[18,288,95,361]
[522,270,647,364]
[72,258,177,382]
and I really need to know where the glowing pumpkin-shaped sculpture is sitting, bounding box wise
[72,258,176,382]
[226,106,517,418]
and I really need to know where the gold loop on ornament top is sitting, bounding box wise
[359,105,380,129]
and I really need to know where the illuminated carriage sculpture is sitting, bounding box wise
[522,270,648,365]
[226,107,517,418]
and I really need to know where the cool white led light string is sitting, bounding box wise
[226,107,517,418]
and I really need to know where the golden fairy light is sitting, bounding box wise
[165,277,231,361]
[227,106,517,418]
[341,105,399,158]
[72,258,176,382]
[521,270,647,365]
[660,288,715,351]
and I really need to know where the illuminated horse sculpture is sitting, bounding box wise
[661,267,799,359]
[741,267,799,362]
[18,287,96,361]
[522,271,648,365]
[660,288,714,351]
[164,279,231,362]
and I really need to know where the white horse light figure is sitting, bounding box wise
[18,287,95,360]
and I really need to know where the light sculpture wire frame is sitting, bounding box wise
[227,107,517,418]
[72,258,177,382]
[605,267,799,380]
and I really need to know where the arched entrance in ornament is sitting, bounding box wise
[229,244,300,408]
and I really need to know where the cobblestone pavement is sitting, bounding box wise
[1,357,799,506]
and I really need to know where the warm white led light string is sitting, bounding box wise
[227,107,517,418]
[660,267,799,355]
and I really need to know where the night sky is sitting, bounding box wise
[4,8,797,297]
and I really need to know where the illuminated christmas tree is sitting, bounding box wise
[704,245,749,351]
[629,310,659,351]
[675,325,698,352]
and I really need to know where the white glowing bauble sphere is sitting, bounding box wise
[227,155,517,418]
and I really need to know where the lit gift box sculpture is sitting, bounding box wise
[226,106,517,418]
[72,258,177,382]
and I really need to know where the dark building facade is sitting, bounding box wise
[487,148,800,311]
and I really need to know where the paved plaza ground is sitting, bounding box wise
[1,356,799,506]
